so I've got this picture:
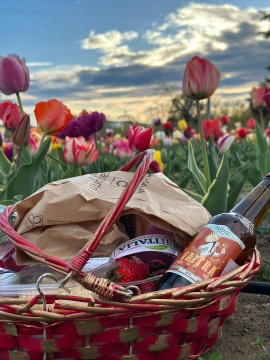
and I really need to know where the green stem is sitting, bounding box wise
[48,153,66,167]
[206,98,211,119]
[16,92,24,117]
[94,133,101,173]
[39,132,47,146]
[196,99,211,188]
[259,109,264,132]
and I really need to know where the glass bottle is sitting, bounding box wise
[156,174,270,290]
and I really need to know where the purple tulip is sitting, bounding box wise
[0,54,30,95]
[57,111,106,140]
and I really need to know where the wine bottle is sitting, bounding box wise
[156,174,270,290]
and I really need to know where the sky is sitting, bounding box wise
[1,0,270,123]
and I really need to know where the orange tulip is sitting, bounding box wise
[34,99,73,135]
[182,56,220,100]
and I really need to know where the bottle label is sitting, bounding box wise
[166,224,245,283]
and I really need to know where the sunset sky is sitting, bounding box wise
[1,0,270,123]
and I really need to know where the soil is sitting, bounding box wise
[204,233,270,360]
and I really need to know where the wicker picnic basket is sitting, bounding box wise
[0,150,261,360]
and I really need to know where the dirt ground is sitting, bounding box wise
[204,233,270,360]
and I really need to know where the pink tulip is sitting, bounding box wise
[112,139,134,159]
[0,102,21,130]
[182,56,221,100]
[0,54,30,95]
[247,118,256,129]
[63,136,98,165]
[128,124,152,152]
[35,99,73,135]
[251,87,267,110]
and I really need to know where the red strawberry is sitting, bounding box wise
[112,257,149,283]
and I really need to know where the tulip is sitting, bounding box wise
[263,88,270,112]
[152,117,161,127]
[202,118,223,142]
[34,99,73,136]
[150,150,164,173]
[128,124,152,152]
[182,56,220,188]
[2,141,13,162]
[0,102,21,130]
[163,121,173,131]
[182,56,221,100]
[183,126,194,139]
[63,136,98,165]
[236,128,248,139]
[178,119,188,131]
[251,87,267,110]
[112,139,134,159]
[216,134,235,153]
[13,114,30,147]
[57,111,106,139]
[0,54,30,95]
[220,115,230,125]
[247,118,256,130]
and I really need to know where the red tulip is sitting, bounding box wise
[236,128,248,138]
[34,99,73,135]
[247,118,256,129]
[220,115,230,125]
[128,124,152,152]
[163,121,173,131]
[251,87,267,110]
[63,136,98,165]
[202,118,223,141]
[0,54,30,95]
[0,102,21,130]
[182,56,221,100]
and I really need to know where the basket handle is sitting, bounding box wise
[0,149,154,301]
[69,149,154,272]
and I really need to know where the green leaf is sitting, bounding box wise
[227,162,250,210]
[247,165,263,187]
[255,123,268,154]
[207,353,222,360]
[0,148,12,174]
[201,155,229,216]
[187,141,207,195]
[183,188,203,203]
[207,136,219,182]
[6,138,51,200]
[62,164,82,179]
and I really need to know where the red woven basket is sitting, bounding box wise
[0,150,261,360]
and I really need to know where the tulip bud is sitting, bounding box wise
[251,87,267,110]
[160,148,169,164]
[182,56,221,100]
[0,54,30,95]
[13,114,30,147]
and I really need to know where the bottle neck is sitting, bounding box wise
[230,176,270,228]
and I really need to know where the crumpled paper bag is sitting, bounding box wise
[14,171,211,265]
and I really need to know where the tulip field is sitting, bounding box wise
[0,53,270,359]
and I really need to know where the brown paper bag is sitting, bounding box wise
[15,171,211,264]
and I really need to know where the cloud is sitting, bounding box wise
[20,3,270,121]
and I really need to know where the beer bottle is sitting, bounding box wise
[156,174,270,290]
